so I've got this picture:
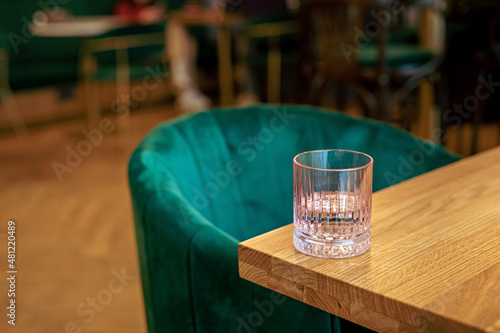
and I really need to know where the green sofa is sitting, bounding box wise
[128,105,459,332]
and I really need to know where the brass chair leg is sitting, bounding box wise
[116,41,131,149]
[354,85,378,118]
[81,45,101,130]
[85,78,100,130]
[217,26,233,106]
[268,37,281,104]
[235,28,249,94]
[2,92,37,170]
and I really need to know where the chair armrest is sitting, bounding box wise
[129,147,336,333]
[247,21,296,39]
[83,32,165,54]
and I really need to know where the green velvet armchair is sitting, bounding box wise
[128,105,459,332]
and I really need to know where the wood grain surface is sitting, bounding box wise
[239,146,500,333]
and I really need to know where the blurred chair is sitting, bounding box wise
[470,7,500,154]
[245,12,298,103]
[128,105,458,333]
[82,23,168,142]
[299,0,377,115]
[299,0,447,130]
[0,1,84,91]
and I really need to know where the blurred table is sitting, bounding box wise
[170,10,244,106]
[239,146,500,333]
[30,16,124,37]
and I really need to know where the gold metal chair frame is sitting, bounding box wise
[300,0,447,136]
[246,20,296,103]
[81,32,167,145]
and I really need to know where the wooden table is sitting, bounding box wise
[239,146,500,333]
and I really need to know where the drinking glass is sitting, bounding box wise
[293,149,373,258]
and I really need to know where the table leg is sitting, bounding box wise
[217,26,233,106]
[268,36,281,104]
[415,8,440,141]
[115,40,131,149]
[415,79,434,140]
[81,51,99,130]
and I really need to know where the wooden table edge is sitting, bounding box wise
[238,238,489,333]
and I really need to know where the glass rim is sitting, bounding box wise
[293,149,374,171]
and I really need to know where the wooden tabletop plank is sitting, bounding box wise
[239,146,500,333]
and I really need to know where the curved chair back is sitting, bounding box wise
[129,105,459,332]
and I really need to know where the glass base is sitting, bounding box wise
[293,229,370,259]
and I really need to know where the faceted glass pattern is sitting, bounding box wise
[293,150,373,258]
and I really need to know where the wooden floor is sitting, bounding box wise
[0,102,498,332]
[0,105,178,333]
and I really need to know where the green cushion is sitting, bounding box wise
[388,28,418,44]
[128,105,459,333]
[8,58,78,90]
[0,29,8,50]
[364,28,418,46]
[359,44,434,68]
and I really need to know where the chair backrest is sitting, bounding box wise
[132,105,458,241]
[300,0,366,83]
[129,105,459,333]
[87,22,166,63]
[83,22,167,81]
[299,0,447,79]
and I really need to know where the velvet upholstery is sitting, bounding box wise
[128,105,459,333]
[359,44,434,69]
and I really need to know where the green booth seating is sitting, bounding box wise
[0,0,118,91]
[0,0,215,92]
[128,105,459,333]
